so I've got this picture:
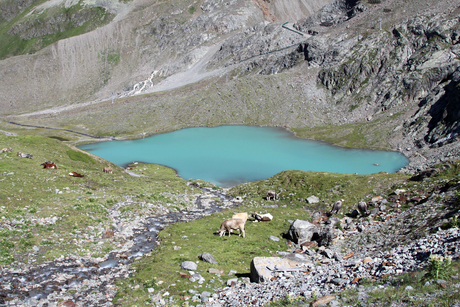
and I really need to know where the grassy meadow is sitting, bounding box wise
[2,133,459,306]
[0,133,202,265]
[113,169,422,306]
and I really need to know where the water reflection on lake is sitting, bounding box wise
[79,125,408,187]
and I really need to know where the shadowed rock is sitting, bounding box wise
[287,219,320,244]
[199,252,217,264]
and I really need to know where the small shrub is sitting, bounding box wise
[143,277,157,289]
[269,294,307,306]
[424,254,453,280]
[450,215,459,228]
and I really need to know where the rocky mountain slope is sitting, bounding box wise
[0,0,459,173]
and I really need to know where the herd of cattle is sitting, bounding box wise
[2,147,114,177]
[217,190,372,238]
[5,146,372,231]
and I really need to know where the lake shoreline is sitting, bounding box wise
[79,125,409,187]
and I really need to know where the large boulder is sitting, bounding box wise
[287,219,320,244]
[250,257,302,283]
[181,261,197,271]
[199,252,217,264]
[306,195,320,204]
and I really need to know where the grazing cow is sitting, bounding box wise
[232,212,248,222]
[103,166,113,173]
[69,172,84,177]
[217,218,246,238]
[252,212,273,222]
[329,199,343,215]
[266,190,277,200]
[43,163,57,169]
[358,201,368,216]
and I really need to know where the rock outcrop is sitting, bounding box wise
[250,256,304,282]
[287,219,320,244]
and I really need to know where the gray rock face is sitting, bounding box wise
[287,219,320,244]
[181,261,197,271]
[199,252,218,264]
[318,226,335,247]
[0,0,34,22]
[250,257,302,283]
[307,195,320,204]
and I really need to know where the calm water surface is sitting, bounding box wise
[79,126,408,187]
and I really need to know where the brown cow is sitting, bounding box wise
[103,166,113,173]
[69,172,84,177]
[43,163,57,169]
[232,212,248,222]
[252,212,273,221]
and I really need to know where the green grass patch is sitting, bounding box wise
[0,134,201,264]
[0,3,114,59]
[230,170,410,212]
[292,123,368,149]
[67,149,96,164]
[114,204,297,306]
[292,117,396,150]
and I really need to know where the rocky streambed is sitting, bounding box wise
[0,186,243,306]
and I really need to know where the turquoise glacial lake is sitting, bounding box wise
[79,125,408,187]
